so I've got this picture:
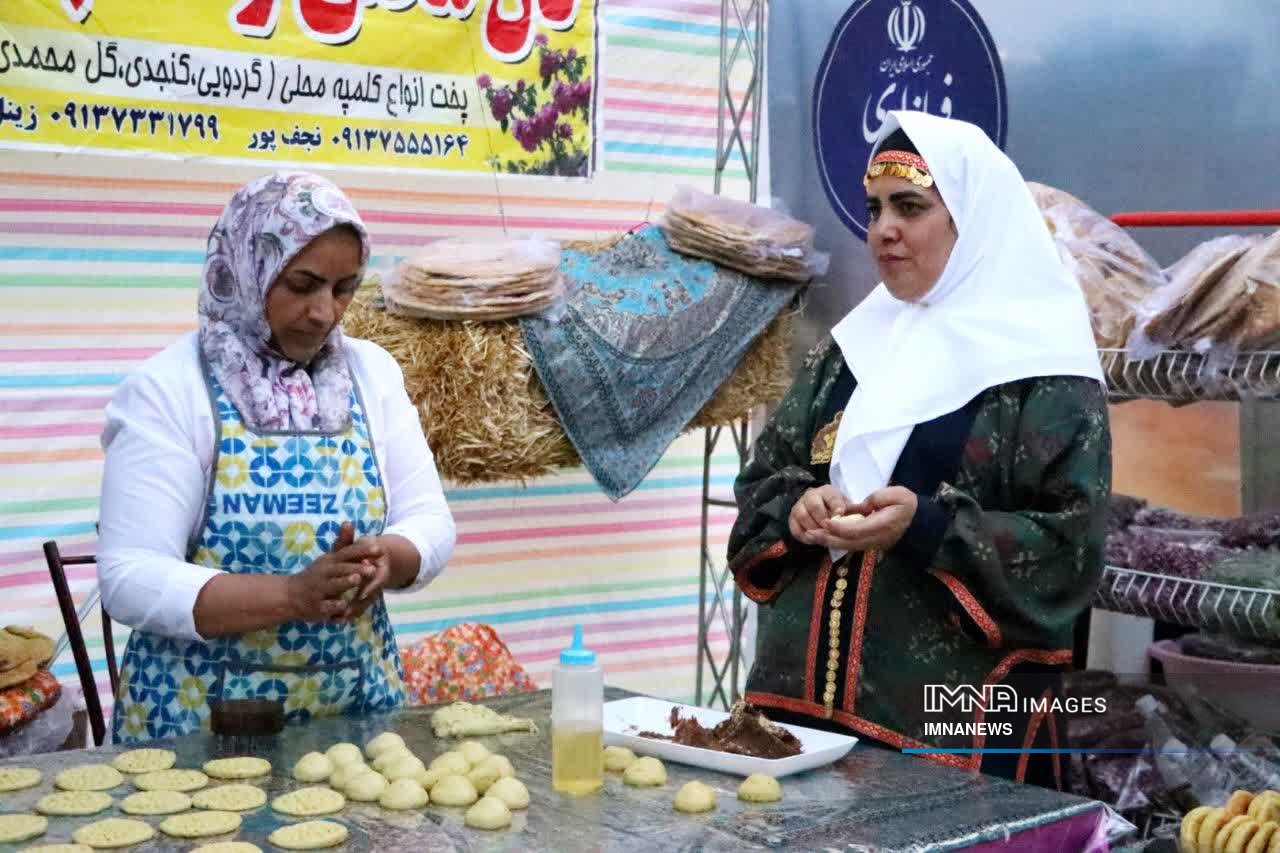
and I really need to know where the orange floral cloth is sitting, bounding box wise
[399,623,536,705]
[0,670,62,735]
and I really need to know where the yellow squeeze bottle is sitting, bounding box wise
[551,624,604,795]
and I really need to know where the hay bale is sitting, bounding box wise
[343,240,795,485]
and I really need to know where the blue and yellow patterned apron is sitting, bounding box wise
[112,366,406,743]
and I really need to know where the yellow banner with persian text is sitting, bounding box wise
[0,0,598,176]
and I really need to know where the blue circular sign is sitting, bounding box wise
[813,0,1007,239]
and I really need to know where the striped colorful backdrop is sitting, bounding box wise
[0,0,763,730]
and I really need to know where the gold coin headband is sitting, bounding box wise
[864,150,934,189]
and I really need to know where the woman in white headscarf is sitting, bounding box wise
[98,172,456,742]
[729,112,1110,787]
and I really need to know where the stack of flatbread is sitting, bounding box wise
[659,185,828,283]
[0,625,54,689]
[1028,182,1167,349]
[383,239,564,322]
[1135,230,1280,353]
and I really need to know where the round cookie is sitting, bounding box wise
[1181,807,1214,853]
[55,764,124,791]
[429,751,470,776]
[623,756,667,787]
[737,773,783,803]
[203,757,271,780]
[159,810,242,839]
[343,770,388,802]
[268,820,349,850]
[293,752,335,783]
[0,766,42,792]
[121,789,193,815]
[603,746,636,772]
[191,844,264,853]
[379,778,429,810]
[192,784,267,812]
[273,786,346,816]
[112,748,176,774]
[72,818,155,849]
[325,743,363,768]
[134,768,209,792]
[364,732,404,759]
[487,777,529,810]
[673,781,717,814]
[0,814,47,844]
[465,796,512,830]
[458,741,491,767]
[35,791,113,817]
[431,775,479,807]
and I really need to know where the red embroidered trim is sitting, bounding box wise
[928,568,1003,649]
[972,648,1074,758]
[843,550,878,713]
[732,540,789,603]
[871,150,930,172]
[805,554,833,705]
[1015,688,1055,784]
[1047,702,1063,792]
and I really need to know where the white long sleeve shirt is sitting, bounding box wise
[97,332,456,642]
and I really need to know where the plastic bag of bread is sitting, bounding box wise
[1028,182,1166,348]
[1229,229,1280,350]
[1127,234,1261,359]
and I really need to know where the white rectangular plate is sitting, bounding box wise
[602,696,857,779]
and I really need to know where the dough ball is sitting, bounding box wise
[737,773,783,803]
[371,746,414,773]
[623,757,667,787]
[416,766,447,790]
[466,764,501,794]
[430,774,479,807]
[325,743,363,768]
[603,746,637,772]
[364,732,405,759]
[673,781,717,813]
[464,795,512,830]
[343,770,388,803]
[379,778,429,810]
[458,740,491,767]
[292,752,335,784]
[487,777,529,810]
[476,754,515,780]
[429,751,470,776]
[382,755,426,782]
[329,762,369,789]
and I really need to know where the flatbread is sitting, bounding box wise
[0,814,47,844]
[3,626,54,667]
[35,791,113,816]
[0,766,42,791]
[430,702,538,738]
[272,786,346,816]
[55,764,124,791]
[120,789,193,815]
[133,768,209,792]
[190,844,264,853]
[203,757,271,779]
[17,844,93,853]
[0,657,38,689]
[192,783,268,811]
[268,820,349,850]
[159,810,242,838]
[112,748,177,774]
[72,818,155,849]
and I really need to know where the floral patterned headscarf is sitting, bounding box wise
[199,172,370,432]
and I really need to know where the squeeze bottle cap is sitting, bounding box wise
[559,624,596,666]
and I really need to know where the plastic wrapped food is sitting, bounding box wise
[1105,531,1135,568]
[382,238,566,322]
[1218,512,1280,549]
[659,186,830,283]
[1109,494,1149,533]
[1128,235,1261,360]
[1131,507,1227,533]
[1028,182,1167,348]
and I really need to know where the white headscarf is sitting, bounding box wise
[828,111,1104,508]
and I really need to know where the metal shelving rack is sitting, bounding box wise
[1095,566,1280,641]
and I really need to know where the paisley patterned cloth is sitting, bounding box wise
[520,226,799,500]
[200,171,369,433]
[399,623,537,706]
[0,670,61,735]
[111,371,405,743]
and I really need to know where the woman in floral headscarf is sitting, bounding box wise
[98,172,456,742]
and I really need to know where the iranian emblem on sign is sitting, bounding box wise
[888,1,925,53]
